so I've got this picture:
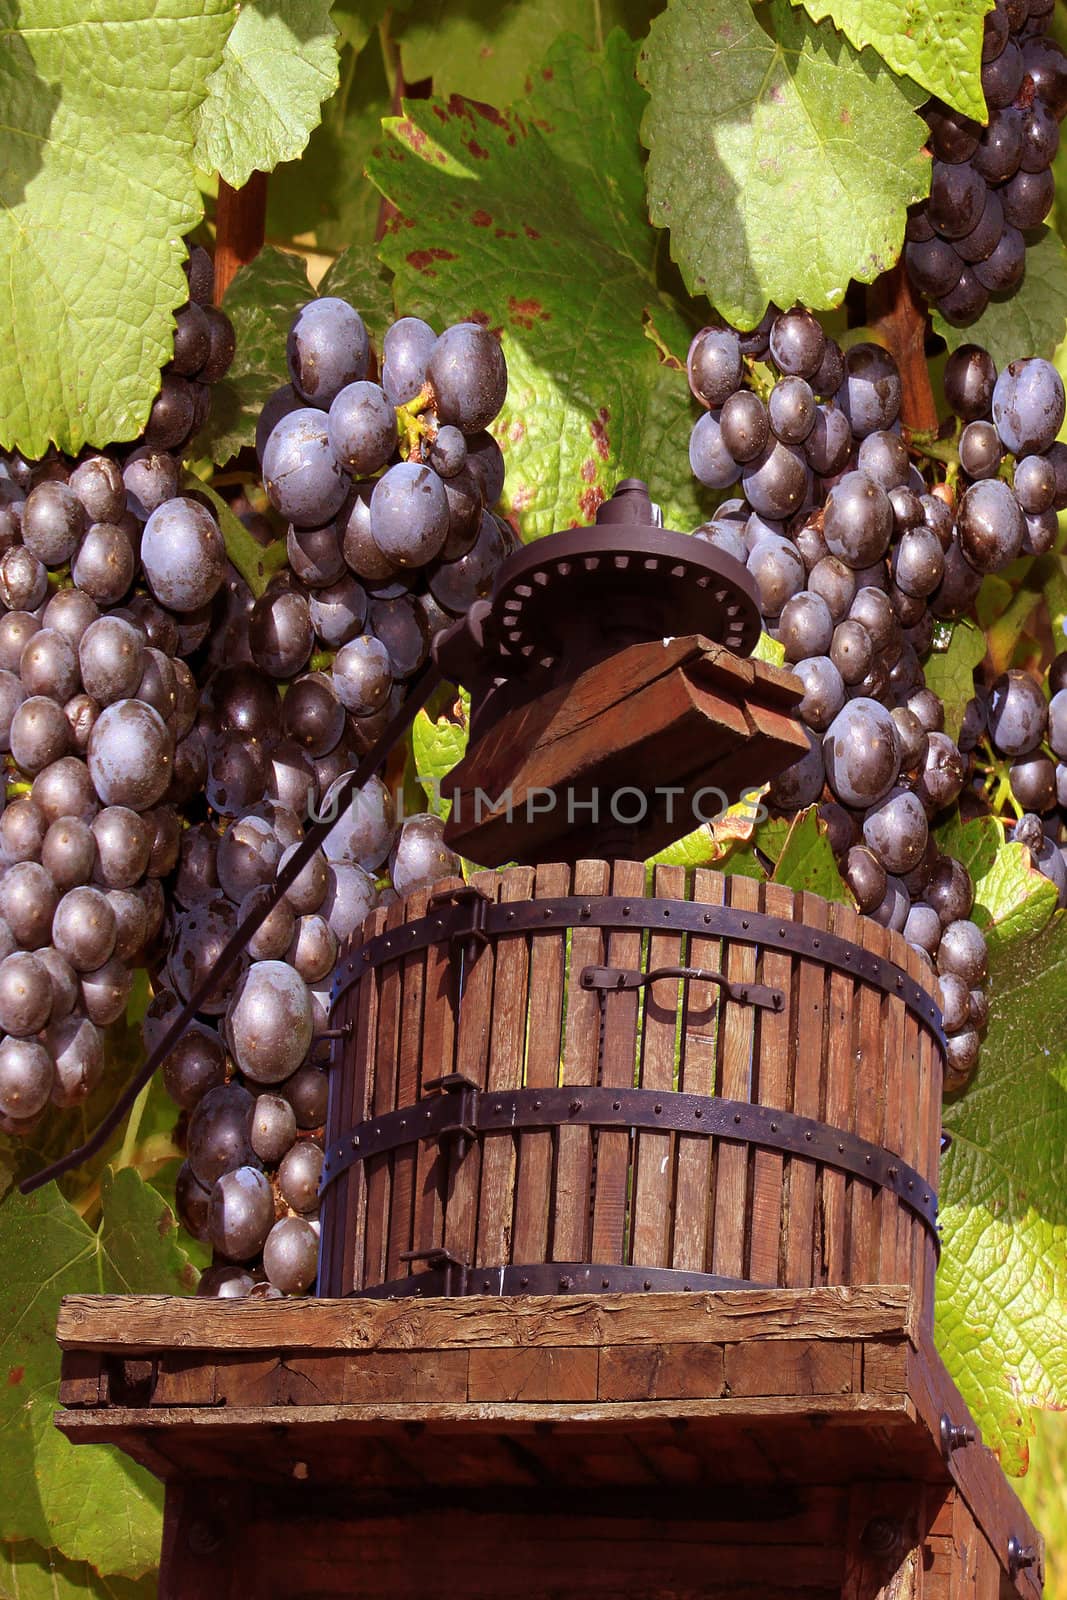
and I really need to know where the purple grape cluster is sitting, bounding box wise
[966,651,1067,902]
[0,247,236,1136]
[686,315,1067,1091]
[153,295,515,1296]
[905,0,1067,325]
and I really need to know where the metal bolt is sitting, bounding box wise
[861,1516,901,1556]
[939,1413,975,1456]
[1008,1536,1037,1577]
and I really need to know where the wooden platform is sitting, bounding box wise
[55,1286,1043,1599]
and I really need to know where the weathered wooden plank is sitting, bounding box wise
[342,1350,468,1405]
[712,873,760,1280]
[475,865,535,1268]
[384,887,429,1283]
[671,867,725,1273]
[553,859,610,1261]
[724,1339,856,1398]
[821,900,860,1294]
[785,892,829,1288]
[598,1343,725,1401]
[467,1347,600,1403]
[412,876,463,1262]
[749,879,795,1284]
[152,1353,218,1407]
[629,862,684,1269]
[329,903,385,1295]
[443,870,502,1269]
[589,859,644,1264]
[363,898,409,1288]
[511,861,570,1265]
[57,1285,913,1352]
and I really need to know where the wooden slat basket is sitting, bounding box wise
[319,863,946,1333]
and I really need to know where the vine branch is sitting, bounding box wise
[867,258,939,437]
[214,172,269,301]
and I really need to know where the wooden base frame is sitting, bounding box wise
[56,1286,1042,1599]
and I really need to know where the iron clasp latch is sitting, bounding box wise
[580,964,784,1013]
[397,1247,468,1295]
[427,884,491,963]
[423,1072,480,1150]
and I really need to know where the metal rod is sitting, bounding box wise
[20,662,444,1195]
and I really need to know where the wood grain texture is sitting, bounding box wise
[589,859,644,1263]
[553,860,610,1260]
[712,873,760,1279]
[671,868,725,1273]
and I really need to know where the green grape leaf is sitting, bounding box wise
[394,0,657,103]
[771,806,854,904]
[932,227,1067,367]
[182,470,288,598]
[789,0,991,124]
[319,245,396,343]
[922,620,986,743]
[0,1541,154,1600]
[195,245,312,467]
[194,0,340,189]
[934,811,1059,950]
[367,30,706,537]
[331,0,391,53]
[637,0,929,329]
[413,690,470,818]
[0,0,234,458]
[752,632,787,668]
[937,905,1067,1473]
[266,32,390,254]
[0,1170,197,1573]
[644,795,767,870]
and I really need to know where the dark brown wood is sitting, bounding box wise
[714,873,760,1280]
[512,860,570,1264]
[868,258,939,437]
[553,858,610,1261]
[386,887,428,1281]
[213,173,268,301]
[672,867,724,1273]
[443,636,806,865]
[54,1288,1044,1600]
[590,858,644,1263]
[476,865,534,1267]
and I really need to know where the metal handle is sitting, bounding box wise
[580,964,784,1013]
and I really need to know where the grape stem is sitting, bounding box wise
[867,258,938,436]
[214,173,268,302]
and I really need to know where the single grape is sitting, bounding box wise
[740,440,808,519]
[0,546,48,610]
[0,797,46,864]
[52,885,117,973]
[49,1014,104,1106]
[41,816,96,891]
[122,446,179,519]
[892,527,944,598]
[958,420,1002,479]
[688,412,741,489]
[278,1140,324,1213]
[332,634,392,716]
[768,377,816,444]
[199,306,236,384]
[249,1093,298,1165]
[823,472,892,568]
[240,884,297,962]
[0,860,58,948]
[856,431,909,492]
[778,590,834,661]
[905,237,964,298]
[1021,33,1067,119]
[425,322,507,433]
[1014,454,1056,515]
[106,887,148,962]
[262,1216,319,1294]
[982,37,1024,107]
[381,316,436,406]
[10,696,71,775]
[262,409,349,529]
[925,100,981,163]
[845,844,887,913]
[0,1036,54,1119]
[208,1166,276,1262]
[718,390,769,463]
[768,728,826,809]
[287,298,370,406]
[937,265,989,326]
[286,520,345,590]
[21,481,84,564]
[937,919,989,986]
[956,478,1025,572]
[972,225,1025,293]
[283,1062,329,1129]
[823,697,901,808]
[992,358,1065,455]
[320,861,377,941]
[87,699,173,810]
[69,455,124,524]
[248,588,314,678]
[973,108,1023,183]
[926,856,975,925]
[227,960,314,1084]
[793,655,845,731]
[217,815,283,904]
[768,309,825,378]
[863,787,929,874]
[369,461,450,566]
[78,616,144,705]
[141,497,225,611]
[1001,165,1054,228]
[0,950,53,1036]
[829,619,874,685]
[686,327,743,407]
[1011,752,1057,811]
[807,556,856,622]
[803,406,852,476]
[745,535,805,618]
[0,612,41,674]
[327,381,397,476]
[987,668,1047,755]
[927,161,985,238]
